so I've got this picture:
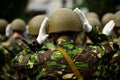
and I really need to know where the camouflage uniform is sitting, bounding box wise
[13,15,51,79]
[1,18,26,79]
[0,19,9,79]
[0,37,9,80]
[107,10,120,80]
[14,27,117,80]
[14,8,118,80]
[0,34,10,79]
[2,18,26,61]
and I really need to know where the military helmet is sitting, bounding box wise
[28,15,46,35]
[87,17,101,28]
[114,10,120,27]
[48,8,82,33]
[0,19,8,33]
[11,18,26,31]
[86,12,99,19]
[101,13,114,26]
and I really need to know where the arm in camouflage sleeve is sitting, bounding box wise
[21,17,49,52]
[86,21,115,44]
[74,8,119,66]
[21,38,42,52]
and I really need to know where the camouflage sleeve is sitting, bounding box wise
[13,47,31,68]
[21,38,43,52]
[86,27,119,57]
[86,27,110,44]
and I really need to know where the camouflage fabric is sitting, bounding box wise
[113,37,120,48]
[14,42,55,80]
[108,37,120,80]
[0,35,8,42]
[0,34,9,79]
[2,36,26,57]
[14,27,118,80]
[1,36,26,79]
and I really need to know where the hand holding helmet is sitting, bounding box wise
[74,8,92,32]
[37,17,49,44]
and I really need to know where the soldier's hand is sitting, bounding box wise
[102,20,115,36]
[74,8,92,32]
[37,17,49,44]
[5,24,12,37]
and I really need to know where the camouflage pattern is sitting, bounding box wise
[0,35,9,79]
[111,37,120,79]
[0,35,8,43]
[1,36,26,79]
[113,37,120,48]
[13,27,118,80]
[13,41,55,80]
[110,10,120,80]
[0,19,10,79]
[86,27,119,80]
[2,36,26,57]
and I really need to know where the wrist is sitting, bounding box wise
[37,36,42,44]
[84,23,92,32]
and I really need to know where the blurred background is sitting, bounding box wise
[0,0,120,23]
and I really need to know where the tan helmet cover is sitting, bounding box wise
[101,13,114,26]
[114,10,120,27]
[48,8,82,33]
[11,18,26,31]
[0,19,8,33]
[28,15,46,35]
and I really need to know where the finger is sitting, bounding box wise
[73,7,79,12]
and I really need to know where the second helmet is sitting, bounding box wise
[28,15,47,35]
[11,18,26,31]
[0,19,8,34]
